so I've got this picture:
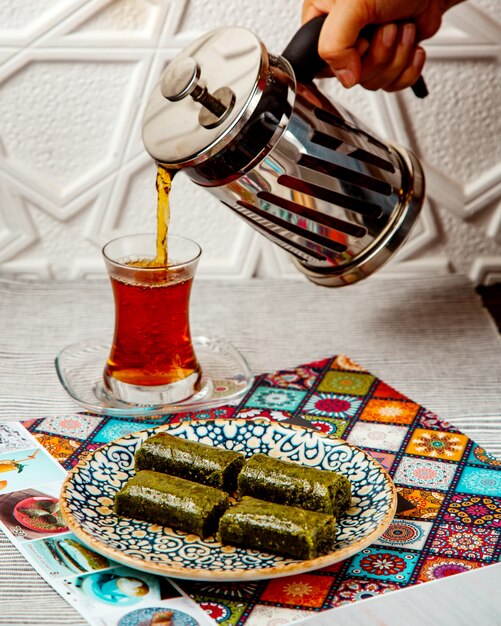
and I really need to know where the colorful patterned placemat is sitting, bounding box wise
[3,354,501,626]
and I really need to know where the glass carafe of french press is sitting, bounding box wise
[142,17,425,287]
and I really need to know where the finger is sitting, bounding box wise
[315,37,369,78]
[302,0,328,23]
[384,46,426,92]
[359,23,400,85]
[361,23,418,91]
[356,37,370,57]
[414,6,443,42]
[316,5,368,88]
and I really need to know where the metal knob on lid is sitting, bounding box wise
[160,56,236,129]
[142,27,283,169]
[160,56,201,102]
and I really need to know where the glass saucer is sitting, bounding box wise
[55,336,254,416]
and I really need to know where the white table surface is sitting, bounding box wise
[0,275,500,625]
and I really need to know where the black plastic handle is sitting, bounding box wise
[282,15,428,98]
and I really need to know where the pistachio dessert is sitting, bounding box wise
[114,469,229,538]
[115,433,352,559]
[135,432,245,491]
[237,453,351,517]
[218,496,337,559]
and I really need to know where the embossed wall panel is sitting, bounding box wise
[1,57,143,202]
[0,0,499,283]
[401,60,501,188]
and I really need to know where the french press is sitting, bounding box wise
[142,17,425,287]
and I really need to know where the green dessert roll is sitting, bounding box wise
[218,496,336,560]
[237,453,351,517]
[114,470,229,538]
[135,432,245,492]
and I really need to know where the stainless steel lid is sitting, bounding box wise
[142,27,267,168]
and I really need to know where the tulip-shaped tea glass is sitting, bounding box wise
[55,233,253,415]
[102,233,202,405]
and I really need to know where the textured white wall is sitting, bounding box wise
[0,0,500,284]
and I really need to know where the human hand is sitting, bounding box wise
[302,0,462,91]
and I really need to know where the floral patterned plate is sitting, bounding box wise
[60,419,397,581]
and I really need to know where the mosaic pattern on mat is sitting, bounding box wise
[23,355,501,626]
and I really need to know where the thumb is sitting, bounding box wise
[316,5,368,87]
[302,0,326,23]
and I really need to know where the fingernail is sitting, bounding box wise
[403,23,415,47]
[413,48,426,69]
[336,69,356,88]
[382,23,398,47]
[357,38,370,56]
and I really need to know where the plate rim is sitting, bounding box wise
[60,418,398,581]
